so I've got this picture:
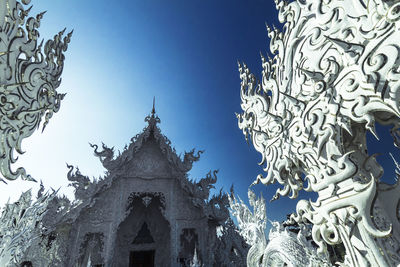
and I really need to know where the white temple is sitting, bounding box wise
[0,105,248,266]
[3,0,400,266]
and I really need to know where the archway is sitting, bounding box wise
[113,192,170,266]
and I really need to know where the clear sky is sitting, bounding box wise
[0,0,399,225]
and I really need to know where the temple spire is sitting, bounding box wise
[151,96,156,118]
[145,97,160,127]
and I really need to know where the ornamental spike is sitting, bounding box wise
[152,96,156,117]
[297,67,324,82]
[325,36,364,62]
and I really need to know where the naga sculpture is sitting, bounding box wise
[237,0,400,266]
[0,0,71,182]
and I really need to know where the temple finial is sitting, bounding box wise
[144,97,160,126]
[151,96,156,117]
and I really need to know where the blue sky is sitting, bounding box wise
[1,0,399,226]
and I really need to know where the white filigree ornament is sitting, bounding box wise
[229,189,331,267]
[237,0,400,266]
[0,0,71,182]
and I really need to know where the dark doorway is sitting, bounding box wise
[129,250,155,267]
[20,262,33,267]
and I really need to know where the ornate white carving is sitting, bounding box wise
[127,192,166,218]
[0,185,70,266]
[229,189,331,267]
[212,218,248,267]
[237,0,400,265]
[0,0,71,182]
[228,189,266,260]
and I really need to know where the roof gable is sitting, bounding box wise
[124,136,173,178]
[61,104,228,226]
[89,109,202,177]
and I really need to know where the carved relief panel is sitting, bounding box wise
[178,228,200,266]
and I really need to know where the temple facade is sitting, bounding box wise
[0,106,248,267]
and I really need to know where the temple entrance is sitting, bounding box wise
[129,250,155,267]
[113,192,170,266]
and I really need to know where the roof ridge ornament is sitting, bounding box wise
[145,96,160,128]
[151,96,156,118]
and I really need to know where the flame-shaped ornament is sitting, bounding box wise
[0,0,72,182]
[238,0,400,265]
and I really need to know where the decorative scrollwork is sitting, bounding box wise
[0,0,72,182]
[0,187,69,266]
[127,192,166,211]
[228,188,267,266]
[237,0,400,265]
[229,189,330,266]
